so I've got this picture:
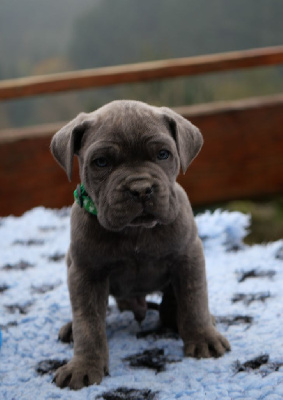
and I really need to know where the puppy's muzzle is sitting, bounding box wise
[128,181,154,203]
[125,174,155,203]
[124,175,158,228]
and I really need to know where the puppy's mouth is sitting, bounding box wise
[129,213,157,228]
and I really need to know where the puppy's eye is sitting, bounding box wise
[94,157,108,167]
[157,150,170,160]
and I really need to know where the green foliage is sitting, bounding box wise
[195,197,283,244]
[226,197,283,244]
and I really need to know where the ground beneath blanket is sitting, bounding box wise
[0,208,282,400]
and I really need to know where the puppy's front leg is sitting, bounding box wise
[54,263,109,390]
[174,237,230,358]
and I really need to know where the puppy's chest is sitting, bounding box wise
[109,253,172,298]
[93,225,179,296]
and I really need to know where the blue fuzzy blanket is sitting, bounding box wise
[0,208,282,400]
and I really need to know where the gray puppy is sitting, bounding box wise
[51,100,230,390]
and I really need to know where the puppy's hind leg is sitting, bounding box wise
[59,321,73,343]
[159,285,216,332]
[159,284,178,331]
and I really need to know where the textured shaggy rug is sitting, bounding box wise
[0,207,282,400]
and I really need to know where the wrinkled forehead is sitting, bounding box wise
[84,101,170,145]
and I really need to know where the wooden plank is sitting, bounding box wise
[0,122,64,143]
[1,46,283,100]
[0,94,283,216]
[177,95,283,205]
[0,135,76,216]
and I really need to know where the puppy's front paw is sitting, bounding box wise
[184,328,230,359]
[54,357,106,390]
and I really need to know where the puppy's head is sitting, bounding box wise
[51,100,203,231]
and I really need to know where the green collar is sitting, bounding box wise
[74,184,98,215]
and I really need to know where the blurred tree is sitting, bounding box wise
[69,0,283,69]
[0,0,93,79]
[66,0,283,111]
[1,0,283,128]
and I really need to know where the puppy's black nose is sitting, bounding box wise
[129,183,153,202]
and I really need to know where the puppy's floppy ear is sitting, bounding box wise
[161,107,203,174]
[50,113,89,181]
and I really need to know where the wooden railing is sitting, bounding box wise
[1,46,283,216]
[1,46,283,100]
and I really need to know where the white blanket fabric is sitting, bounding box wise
[0,208,282,400]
